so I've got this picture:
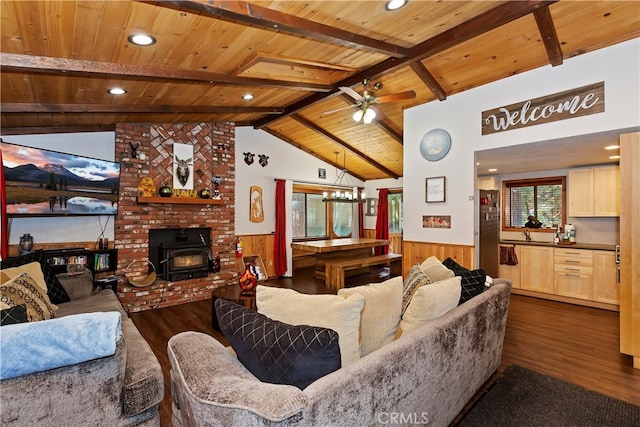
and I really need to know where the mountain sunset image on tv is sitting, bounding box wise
[1,141,120,216]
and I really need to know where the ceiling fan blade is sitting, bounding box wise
[339,86,363,101]
[321,104,357,116]
[375,90,417,104]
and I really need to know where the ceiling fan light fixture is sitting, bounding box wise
[363,107,376,124]
[352,109,364,122]
[385,0,408,11]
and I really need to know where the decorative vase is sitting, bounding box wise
[158,185,172,197]
[198,188,212,199]
[239,263,257,291]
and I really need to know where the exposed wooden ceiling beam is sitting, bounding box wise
[291,114,399,179]
[0,125,115,136]
[0,53,332,92]
[261,127,366,182]
[410,61,447,101]
[1,103,284,114]
[254,0,556,128]
[533,6,564,66]
[149,1,409,58]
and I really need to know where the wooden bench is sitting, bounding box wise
[324,253,403,290]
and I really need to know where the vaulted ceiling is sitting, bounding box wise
[1,1,638,180]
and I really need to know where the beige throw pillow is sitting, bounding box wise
[0,273,58,321]
[256,285,365,367]
[1,261,49,292]
[399,276,461,336]
[338,276,403,357]
[419,256,455,282]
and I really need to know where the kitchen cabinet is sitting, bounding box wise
[498,245,521,288]
[554,248,593,300]
[520,246,554,294]
[568,165,619,217]
[593,250,619,305]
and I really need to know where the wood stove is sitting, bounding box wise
[160,242,209,281]
[149,227,212,282]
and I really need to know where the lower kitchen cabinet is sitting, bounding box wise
[554,248,593,300]
[498,245,521,288]
[593,250,619,305]
[520,246,554,294]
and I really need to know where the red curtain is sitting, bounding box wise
[375,188,389,255]
[274,179,287,276]
[0,146,7,260]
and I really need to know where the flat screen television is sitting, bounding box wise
[1,141,120,216]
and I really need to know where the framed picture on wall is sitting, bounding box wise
[426,176,446,203]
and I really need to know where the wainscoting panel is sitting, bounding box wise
[402,240,475,277]
[363,230,402,255]
[235,234,276,278]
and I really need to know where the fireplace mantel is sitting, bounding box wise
[137,196,223,205]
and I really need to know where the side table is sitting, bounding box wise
[211,285,257,331]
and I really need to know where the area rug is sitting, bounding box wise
[459,365,640,427]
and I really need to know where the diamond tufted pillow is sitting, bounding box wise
[215,298,341,390]
[442,258,486,304]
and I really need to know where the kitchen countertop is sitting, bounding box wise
[500,240,617,251]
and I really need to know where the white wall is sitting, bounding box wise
[404,38,640,246]
[2,132,116,245]
[234,126,364,235]
[363,177,403,230]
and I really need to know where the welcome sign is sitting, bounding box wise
[481,82,605,135]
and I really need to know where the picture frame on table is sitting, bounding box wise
[426,176,446,203]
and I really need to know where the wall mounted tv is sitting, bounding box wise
[1,141,120,216]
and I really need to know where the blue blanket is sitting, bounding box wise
[1,311,122,380]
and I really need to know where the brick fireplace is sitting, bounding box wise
[114,122,236,312]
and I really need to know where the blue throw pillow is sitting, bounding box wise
[215,298,341,390]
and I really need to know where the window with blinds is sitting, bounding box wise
[292,193,327,238]
[502,177,566,230]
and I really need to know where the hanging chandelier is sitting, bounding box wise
[322,151,366,203]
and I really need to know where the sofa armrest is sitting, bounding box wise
[168,331,307,425]
[56,268,94,300]
[1,338,126,426]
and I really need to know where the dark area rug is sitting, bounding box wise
[459,365,640,427]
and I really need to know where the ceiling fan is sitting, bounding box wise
[322,79,416,123]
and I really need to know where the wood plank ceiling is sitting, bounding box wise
[1,1,638,180]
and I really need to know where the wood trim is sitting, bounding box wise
[401,240,474,277]
[533,6,563,66]
[511,288,618,312]
[137,197,224,205]
[1,103,284,115]
[501,176,566,231]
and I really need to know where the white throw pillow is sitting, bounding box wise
[419,256,455,282]
[256,285,365,366]
[338,276,402,357]
[399,276,462,336]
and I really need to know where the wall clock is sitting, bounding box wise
[419,128,451,162]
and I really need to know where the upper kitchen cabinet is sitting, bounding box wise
[568,165,620,217]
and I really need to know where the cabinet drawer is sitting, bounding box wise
[554,248,592,258]
[554,272,593,300]
[554,264,593,275]
[554,255,593,267]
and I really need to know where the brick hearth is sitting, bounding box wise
[114,122,236,312]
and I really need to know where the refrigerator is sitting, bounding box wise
[479,190,500,278]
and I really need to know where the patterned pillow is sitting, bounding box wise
[215,299,341,390]
[0,273,57,322]
[442,257,470,274]
[1,304,28,326]
[1,250,70,304]
[402,265,431,316]
[457,269,486,304]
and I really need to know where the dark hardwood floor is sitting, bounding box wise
[129,268,640,427]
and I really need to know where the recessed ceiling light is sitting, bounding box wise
[385,0,408,11]
[128,33,156,46]
[488,168,498,172]
[242,94,254,101]
[609,155,621,160]
[108,88,127,95]
[604,145,620,150]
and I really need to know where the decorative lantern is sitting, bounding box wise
[18,233,35,255]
